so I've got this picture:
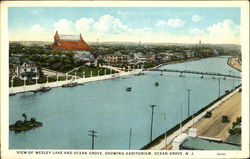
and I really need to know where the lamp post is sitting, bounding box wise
[90,70,93,77]
[34,75,39,89]
[23,77,27,86]
[23,77,27,92]
[11,76,14,93]
[104,69,106,76]
[56,74,59,87]
[229,71,235,89]
[82,71,85,78]
[46,75,49,83]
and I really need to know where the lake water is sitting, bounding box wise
[9,56,241,150]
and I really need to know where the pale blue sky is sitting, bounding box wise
[8,7,241,44]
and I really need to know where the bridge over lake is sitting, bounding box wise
[149,68,241,79]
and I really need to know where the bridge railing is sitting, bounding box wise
[149,69,241,79]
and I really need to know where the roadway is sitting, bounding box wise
[191,92,241,140]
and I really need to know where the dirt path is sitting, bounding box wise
[191,92,241,140]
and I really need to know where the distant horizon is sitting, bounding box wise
[9,7,240,45]
[9,40,241,46]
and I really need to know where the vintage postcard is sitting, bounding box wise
[1,1,249,159]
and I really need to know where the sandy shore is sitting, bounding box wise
[228,57,241,72]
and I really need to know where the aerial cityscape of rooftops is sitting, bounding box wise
[9,7,242,151]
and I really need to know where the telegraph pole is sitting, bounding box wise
[129,128,132,150]
[187,89,191,117]
[149,104,157,142]
[218,78,221,98]
[88,130,97,150]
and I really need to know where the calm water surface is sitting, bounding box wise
[9,56,241,149]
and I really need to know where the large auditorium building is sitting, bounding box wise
[51,31,91,51]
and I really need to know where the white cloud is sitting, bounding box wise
[166,18,185,28]
[155,18,185,28]
[75,18,95,32]
[190,28,204,34]
[192,14,203,22]
[53,19,75,34]
[207,19,240,36]
[31,24,45,32]
[93,15,128,34]
[155,20,166,26]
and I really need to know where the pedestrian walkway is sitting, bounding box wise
[9,69,142,94]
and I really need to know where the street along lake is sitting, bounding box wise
[9,56,241,149]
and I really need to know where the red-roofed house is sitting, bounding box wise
[51,31,91,51]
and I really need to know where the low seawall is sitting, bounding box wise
[9,70,142,94]
[141,84,241,150]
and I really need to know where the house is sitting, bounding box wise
[16,60,39,80]
[73,51,94,62]
[51,31,91,51]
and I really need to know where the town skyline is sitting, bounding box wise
[9,7,240,44]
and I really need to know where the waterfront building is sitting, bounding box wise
[51,31,91,51]
[73,51,94,62]
[15,60,39,80]
[104,54,128,64]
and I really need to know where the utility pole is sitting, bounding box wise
[180,103,183,133]
[218,78,221,98]
[149,104,157,142]
[129,128,132,150]
[187,89,191,117]
[88,130,97,150]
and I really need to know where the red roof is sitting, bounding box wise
[52,40,91,50]
[52,31,91,50]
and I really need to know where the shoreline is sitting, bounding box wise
[227,56,242,72]
[9,69,142,94]
[142,85,241,150]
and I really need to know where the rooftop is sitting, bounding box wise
[180,137,241,150]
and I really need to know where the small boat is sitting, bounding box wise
[9,114,43,132]
[9,93,16,96]
[62,82,78,88]
[126,87,132,91]
[154,82,159,86]
[212,77,216,79]
[33,87,51,93]
[223,77,226,80]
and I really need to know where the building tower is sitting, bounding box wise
[54,31,60,45]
